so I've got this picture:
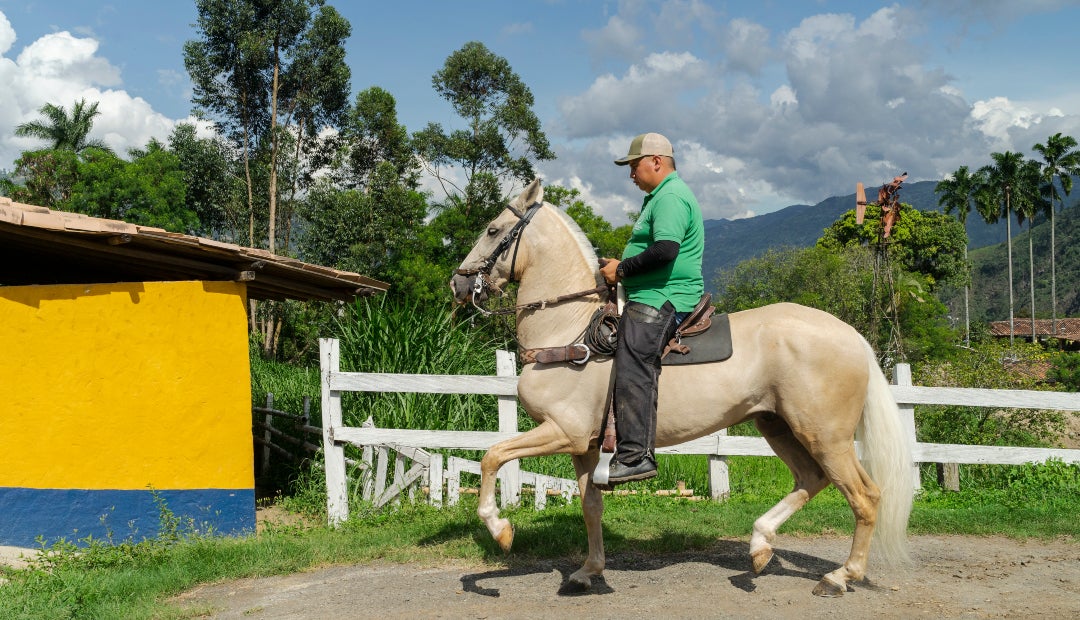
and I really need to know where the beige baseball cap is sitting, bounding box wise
[614,132,673,165]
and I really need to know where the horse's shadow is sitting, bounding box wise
[424,517,883,598]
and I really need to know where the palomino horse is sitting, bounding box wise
[450,179,913,597]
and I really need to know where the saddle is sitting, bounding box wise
[662,293,714,358]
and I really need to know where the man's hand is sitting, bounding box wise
[599,258,621,285]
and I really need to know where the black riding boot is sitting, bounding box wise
[609,300,677,484]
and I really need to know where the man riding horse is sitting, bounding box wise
[600,132,705,485]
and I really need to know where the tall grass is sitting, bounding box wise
[333,296,511,431]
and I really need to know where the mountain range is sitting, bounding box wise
[702,179,1080,323]
[702,180,1011,286]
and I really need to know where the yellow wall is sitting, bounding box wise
[0,281,253,490]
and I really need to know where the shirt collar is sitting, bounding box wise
[643,171,679,205]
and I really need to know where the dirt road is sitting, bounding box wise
[172,534,1078,619]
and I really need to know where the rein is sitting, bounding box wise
[456,201,612,317]
[475,283,612,317]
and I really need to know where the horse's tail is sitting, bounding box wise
[855,337,913,567]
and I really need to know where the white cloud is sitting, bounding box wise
[556,51,710,137]
[724,18,772,75]
[0,11,180,170]
[0,11,15,55]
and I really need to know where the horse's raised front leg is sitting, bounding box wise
[478,421,575,553]
[562,450,605,593]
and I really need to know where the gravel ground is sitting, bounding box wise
[170,534,1078,619]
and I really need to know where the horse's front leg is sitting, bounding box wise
[562,450,605,593]
[478,421,575,553]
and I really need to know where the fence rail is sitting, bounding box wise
[316,338,1080,526]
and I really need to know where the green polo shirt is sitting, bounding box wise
[620,172,704,312]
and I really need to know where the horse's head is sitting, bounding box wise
[450,178,545,307]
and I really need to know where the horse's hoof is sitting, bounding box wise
[812,577,846,598]
[558,577,593,596]
[495,523,515,554]
[750,548,774,574]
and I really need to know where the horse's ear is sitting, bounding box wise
[510,178,543,213]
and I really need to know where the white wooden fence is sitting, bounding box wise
[318,338,1080,526]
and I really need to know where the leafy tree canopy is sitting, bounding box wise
[817,204,969,290]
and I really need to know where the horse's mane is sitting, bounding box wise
[544,202,601,273]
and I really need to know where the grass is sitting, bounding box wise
[27,300,1066,617]
[4,458,1076,619]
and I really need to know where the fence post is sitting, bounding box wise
[261,393,274,475]
[708,429,731,501]
[320,338,349,526]
[496,350,521,507]
[428,453,444,507]
[361,417,376,500]
[892,363,921,491]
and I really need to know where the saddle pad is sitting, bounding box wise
[662,312,732,365]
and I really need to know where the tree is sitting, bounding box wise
[1032,133,1080,336]
[936,166,979,345]
[185,0,351,253]
[67,142,195,232]
[412,41,555,261]
[813,204,966,361]
[299,165,427,282]
[1013,158,1044,340]
[544,185,632,258]
[168,122,246,240]
[186,0,352,360]
[335,87,418,190]
[976,151,1040,346]
[14,99,112,154]
[1,149,80,208]
[817,204,968,290]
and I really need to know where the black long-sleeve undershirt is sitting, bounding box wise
[618,240,680,278]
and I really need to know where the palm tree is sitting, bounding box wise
[14,99,113,154]
[1013,159,1044,341]
[977,151,1035,346]
[1032,133,1080,337]
[936,165,979,345]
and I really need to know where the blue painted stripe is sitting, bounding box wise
[0,487,255,548]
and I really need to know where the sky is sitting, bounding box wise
[2,0,1080,224]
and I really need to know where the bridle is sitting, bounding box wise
[453,201,542,315]
[454,201,611,317]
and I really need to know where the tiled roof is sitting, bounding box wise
[0,197,387,302]
[988,318,1080,340]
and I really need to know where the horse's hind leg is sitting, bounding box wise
[563,451,605,592]
[750,414,831,573]
[810,445,881,597]
[478,421,575,553]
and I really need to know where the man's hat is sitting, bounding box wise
[614,133,673,165]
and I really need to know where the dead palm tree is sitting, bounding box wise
[1032,133,1079,337]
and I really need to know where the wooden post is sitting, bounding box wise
[446,457,461,506]
[533,476,548,510]
[261,393,273,475]
[496,350,521,507]
[361,417,375,500]
[937,462,960,491]
[708,428,731,501]
[374,446,389,500]
[428,453,444,507]
[320,338,349,526]
[893,363,921,491]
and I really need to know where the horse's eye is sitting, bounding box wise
[487,227,499,236]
